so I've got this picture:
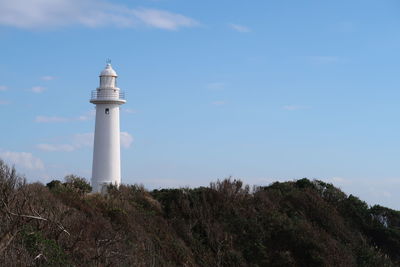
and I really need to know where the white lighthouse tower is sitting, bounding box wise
[90,63,126,193]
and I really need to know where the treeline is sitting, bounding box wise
[1,160,400,266]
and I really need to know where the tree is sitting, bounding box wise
[63,175,92,194]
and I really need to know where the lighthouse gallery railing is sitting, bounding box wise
[91,90,125,100]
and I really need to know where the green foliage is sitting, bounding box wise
[21,227,70,266]
[46,175,92,196]
[1,160,400,266]
[63,174,92,194]
[295,178,315,189]
[46,180,62,190]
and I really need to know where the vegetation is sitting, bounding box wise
[1,160,399,266]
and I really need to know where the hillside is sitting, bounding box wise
[1,160,400,266]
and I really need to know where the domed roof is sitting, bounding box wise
[100,63,117,77]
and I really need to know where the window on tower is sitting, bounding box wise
[105,108,110,115]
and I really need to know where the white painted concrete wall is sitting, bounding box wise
[91,103,121,193]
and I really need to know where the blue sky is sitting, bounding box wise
[1,0,400,209]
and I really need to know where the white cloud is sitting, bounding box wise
[123,108,137,114]
[41,75,56,81]
[131,8,198,30]
[0,150,44,170]
[36,143,75,152]
[0,0,198,30]
[212,100,226,106]
[330,177,352,185]
[31,86,46,93]
[76,115,91,121]
[76,110,96,121]
[120,132,133,148]
[37,133,93,152]
[73,133,94,148]
[229,23,251,33]
[35,110,95,123]
[35,116,68,123]
[0,85,7,91]
[37,132,133,152]
[282,105,310,111]
[0,100,9,105]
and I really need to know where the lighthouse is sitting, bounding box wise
[90,63,126,193]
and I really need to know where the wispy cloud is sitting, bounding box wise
[120,132,134,148]
[206,82,226,90]
[212,100,226,106]
[229,23,251,33]
[330,177,352,185]
[0,100,9,105]
[41,75,56,81]
[0,0,198,31]
[123,108,137,114]
[131,8,198,30]
[76,110,96,121]
[0,85,8,91]
[36,144,75,152]
[37,132,133,152]
[282,105,310,111]
[310,56,340,64]
[0,150,44,170]
[35,110,95,123]
[35,116,68,123]
[31,86,46,93]
[73,133,94,148]
[333,21,356,33]
[37,133,93,152]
